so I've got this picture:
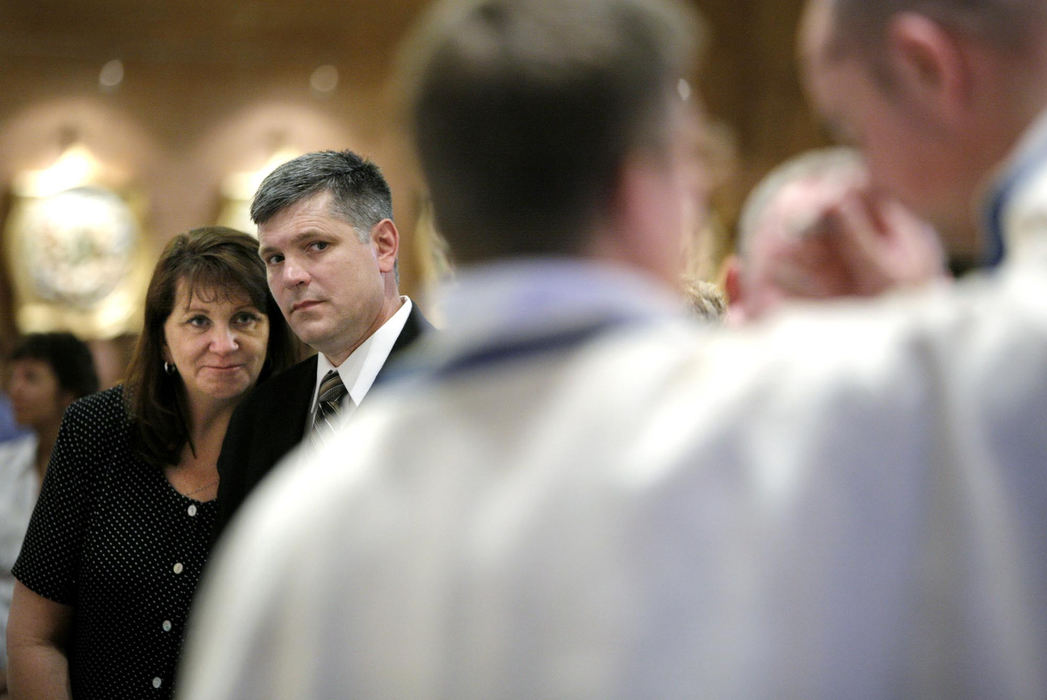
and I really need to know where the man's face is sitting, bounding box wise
[258,191,393,364]
[798,0,972,236]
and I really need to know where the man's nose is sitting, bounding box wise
[283,259,309,286]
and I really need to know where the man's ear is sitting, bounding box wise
[886,12,973,129]
[370,219,400,274]
[723,254,744,308]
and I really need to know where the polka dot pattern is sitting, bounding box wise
[13,386,216,699]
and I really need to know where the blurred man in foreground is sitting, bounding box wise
[181,0,1047,696]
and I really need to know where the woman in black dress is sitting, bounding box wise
[6,227,294,699]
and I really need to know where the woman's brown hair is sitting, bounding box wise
[124,226,295,467]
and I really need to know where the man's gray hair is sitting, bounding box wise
[250,150,394,242]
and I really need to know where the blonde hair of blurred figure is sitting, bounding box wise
[409,195,455,327]
[723,146,946,324]
[682,277,727,322]
[680,119,739,323]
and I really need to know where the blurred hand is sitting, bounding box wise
[772,184,948,300]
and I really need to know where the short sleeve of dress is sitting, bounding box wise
[12,388,125,605]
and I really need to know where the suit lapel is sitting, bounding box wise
[269,355,318,450]
[375,305,434,386]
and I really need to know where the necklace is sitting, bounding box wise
[185,477,220,497]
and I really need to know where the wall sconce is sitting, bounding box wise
[3,133,151,339]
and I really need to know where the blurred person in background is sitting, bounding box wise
[7,227,294,700]
[0,333,98,697]
[723,146,947,324]
[0,396,30,445]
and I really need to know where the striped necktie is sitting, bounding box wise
[312,369,348,434]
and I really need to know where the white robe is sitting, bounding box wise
[180,115,1047,699]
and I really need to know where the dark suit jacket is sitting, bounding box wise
[214,305,432,535]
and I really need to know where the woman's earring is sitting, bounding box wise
[163,361,177,375]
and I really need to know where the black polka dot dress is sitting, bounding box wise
[13,386,216,699]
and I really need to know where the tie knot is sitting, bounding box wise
[313,370,349,434]
[317,370,347,404]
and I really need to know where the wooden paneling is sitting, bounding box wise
[0,0,831,350]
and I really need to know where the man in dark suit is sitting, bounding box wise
[214,149,433,533]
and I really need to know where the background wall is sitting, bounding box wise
[0,0,897,381]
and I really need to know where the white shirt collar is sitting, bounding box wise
[981,107,1047,266]
[312,296,413,413]
[434,258,683,346]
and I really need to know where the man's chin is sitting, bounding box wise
[290,326,328,349]
[289,310,324,330]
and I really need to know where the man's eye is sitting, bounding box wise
[310,241,329,252]
[265,254,284,265]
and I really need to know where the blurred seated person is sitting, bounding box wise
[724,147,948,324]
[0,333,98,697]
[6,227,294,700]
[0,393,30,444]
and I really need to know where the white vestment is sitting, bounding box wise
[180,115,1047,699]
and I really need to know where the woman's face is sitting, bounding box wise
[8,358,70,432]
[162,278,270,410]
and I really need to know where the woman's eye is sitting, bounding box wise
[188,316,210,328]
[233,312,261,326]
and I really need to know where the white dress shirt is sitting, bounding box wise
[308,296,413,430]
